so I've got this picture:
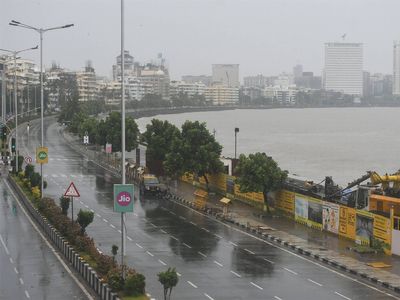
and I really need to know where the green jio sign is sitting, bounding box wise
[114,184,134,213]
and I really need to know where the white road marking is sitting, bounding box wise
[146,251,154,257]
[84,205,89,208]
[103,219,108,223]
[170,211,176,215]
[117,230,121,233]
[244,248,255,255]
[187,281,198,288]
[133,213,138,217]
[204,293,214,300]
[230,270,241,278]
[9,257,14,264]
[177,272,182,277]
[274,296,283,300]
[335,292,352,300]
[198,251,207,258]
[158,259,167,266]
[201,227,210,232]
[25,290,30,299]
[19,278,24,285]
[0,234,10,255]
[171,236,179,241]
[149,222,157,228]
[229,241,238,247]
[190,221,196,225]
[160,229,167,234]
[14,267,19,274]
[250,282,263,290]
[179,216,186,220]
[52,174,58,178]
[308,278,323,286]
[135,243,143,249]
[214,260,223,267]
[183,243,192,249]
[263,258,274,264]
[214,234,223,239]
[110,224,116,229]
[127,236,132,241]
[283,267,298,275]
[90,209,94,213]
[96,213,101,218]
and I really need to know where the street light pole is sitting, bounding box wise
[0,46,38,174]
[10,20,73,197]
[234,127,239,159]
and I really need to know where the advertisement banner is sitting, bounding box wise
[113,184,134,213]
[295,195,308,224]
[373,214,391,254]
[308,198,323,230]
[275,190,295,215]
[339,206,356,240]
[355,210,374,245]
[323,203,340,234]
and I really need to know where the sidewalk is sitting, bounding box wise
[170,180,400,293]
[61,127,400,293]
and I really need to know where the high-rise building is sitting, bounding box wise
[393,41,400,95]
[76,61,98,102]
[212,64,239,87]
[293,64,303,79]
[323,42,363,96]
[181,75,212,86]
[205,85,239,105]
[112,50,135,81]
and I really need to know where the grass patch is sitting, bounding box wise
[79,251,99,269]
[352,245,378,254]
[121,295,150,300]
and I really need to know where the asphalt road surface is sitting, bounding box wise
[17,117,400,300]
[0,167,92,299]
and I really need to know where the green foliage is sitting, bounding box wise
[235,152,288,212]
[25,164,35,179]
[141,119,180,163]
[111,244,119,262]
[158,267,179,300]
[59,196,70,215]
[124,273,146,296]
[165,121,223,185]
[69,111,88,134]
[30,172,41,188]
[77,209,94,234]
[78,117,99,144]
[107,267,124,292]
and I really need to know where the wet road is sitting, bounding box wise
[18,117,399,300]
[0,171,91,299]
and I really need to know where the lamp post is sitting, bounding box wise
[234,127,239,159]
[0,46,38,173]
[10,20,74,196]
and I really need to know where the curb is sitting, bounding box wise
[168,193,400,294]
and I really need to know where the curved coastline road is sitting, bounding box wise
[17,117,399,300]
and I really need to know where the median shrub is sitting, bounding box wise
[124,273,146,296]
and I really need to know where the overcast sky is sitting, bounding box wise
[2,0,400,80]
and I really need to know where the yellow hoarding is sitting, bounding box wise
[276,190,295,215]
[339,206,356,240]
[373,214,391,254]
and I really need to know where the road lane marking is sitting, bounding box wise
[149,222,157,228]
[213,260,223,267]
[171,236,179,241]
[117,230,121,233]
[170,211,176,215]
[90,209,94,213]
[158,259,167,266]
[0,234,10,255]
[308,278,323,286]
[201,227,210,232]
[250,282,263,290]
[283,267,298,275]
[229,241,238,247]
[183,243,192,249]
[96,213,101,218]
[160,229,167,234]
[214,234,223,239]
[204,293,214,300]
[177,272,182,277]
[9,257,14,264]
[19,278,24,285]
[274,297,283,300]
[179,216,186,220]
[335,292,352,300]
[187,281,198,288]
[127,236,132,241]
[133,213,138,217]
[198,251,207,258]
[84,205,89,208]
[110,224,116,229]
[25,290,30,299]
[14,267,18,274]
[190,221,196,225]
[244,248,255,255]
[146,251,154,257]
[230,270,241,278]
[263,258,274,264]
[103,219,108,223]
[135,243,143,249]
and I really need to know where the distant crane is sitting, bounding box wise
[341,33,346,41]
[226,71,230,87]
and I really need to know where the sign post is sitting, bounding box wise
[36,146,48,164]
[114,184,134,213]
[64,182,80,223]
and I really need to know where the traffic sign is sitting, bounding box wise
[36,147,48,164]
[64,182,80,198]
[114,184,134,212]
[83,135,89,144]
[105,143,112,154]
[24,156,32,164]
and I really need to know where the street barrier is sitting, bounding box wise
[7,175,120,300]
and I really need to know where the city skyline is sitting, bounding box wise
[2,0,400,79]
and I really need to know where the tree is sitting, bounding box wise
[111,244,119,263]
[103,112,139,152]
[141,119,180,163]
[77,209,94,234]
[165,121,223,189]
[78,117,99,144]
[24,164,35,180]
[158,267,179,300]
[235,152,288,213]
[59,196,70,215]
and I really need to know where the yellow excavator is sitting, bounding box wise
[369,171,400,192]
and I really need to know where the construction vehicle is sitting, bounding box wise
[139,173,168,196]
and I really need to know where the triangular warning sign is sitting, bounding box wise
[64,182,80,197]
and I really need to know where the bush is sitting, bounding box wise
[77,209,94,234]
[106,267,124,292]
[124,273,146,296]
[96,254,116,277]
[30,172,41,188]
[31,186,41,201]
[59,196,70,215]
[25,164,35,179]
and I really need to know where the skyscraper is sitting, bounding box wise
[212,64,239,87]
[323,43,363,96]
[393,41,400,95]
